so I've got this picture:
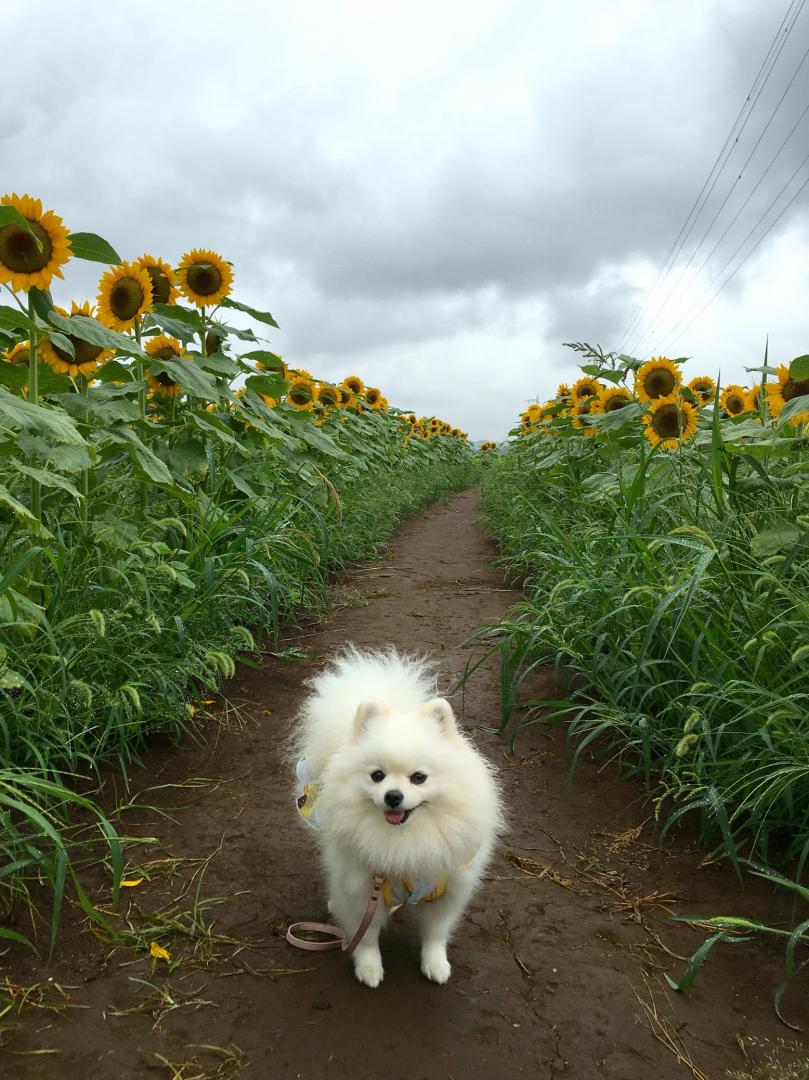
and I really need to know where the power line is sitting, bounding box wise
[617,0,805,353]
[651,153,809,355]
[643,97,809,353]
[630,29,809,355]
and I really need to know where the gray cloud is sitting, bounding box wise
[3,0,808,438]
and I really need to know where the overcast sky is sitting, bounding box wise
[4,0,808,438]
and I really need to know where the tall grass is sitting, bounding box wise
[481,353,809,869]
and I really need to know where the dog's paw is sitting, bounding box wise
[354,955,384,988]
[421,949,451,985]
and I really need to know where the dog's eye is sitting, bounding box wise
[410,772,427,785]
[370,769,385,783]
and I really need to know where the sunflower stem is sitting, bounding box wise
[134,321,148,517]
[27,293,41,524]
[80,376,90,528]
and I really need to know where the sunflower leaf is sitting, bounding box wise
[10,460,83,499]
[28,287,55,320]
[209,320,261,343]
[46,312,147,360]
[106,423,174,485]
[789,355,809,382]
[221,297,280,329]
[245,374,287,399]
[147,358,219,400]
[47,330,75,360]
[67,232,122,265]
[0,483,53,537]
[240,350,285,371]
[146,305,202,341]
[0,386,87,446]
[0,305,35,332]
[0,362,28,393]
[777,393,809,426]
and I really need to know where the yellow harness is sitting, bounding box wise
[295,758,472,908]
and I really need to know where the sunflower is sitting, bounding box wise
[556,383,571,400]
[3,341,30,365]
[720,384,748,417]
[591,385,633,414]
[571,376,603,402]
[286,376,318,411]
[635,356,681,402]
[255,357,288,379]
[39,302,113,378]
[317,384,340,409]
[365,386,384,410]
[0,193,72,293]
[571,399,598,436]
[525,403,543,420]
[337,386,354,407]
[766,364,809,424]
[687,376,716,405]
[205,330,225,356]
[97,262,153,331]
[145,334,187,396]
[642,393,698,450]
[341,375,365,396]
[136,254,177,306]
[745,383,764,415]
[260,394,277,409]
[175,249,233,308]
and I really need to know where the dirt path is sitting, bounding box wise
[4,488,807,1078]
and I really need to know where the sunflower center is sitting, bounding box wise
[575,383,596,399]
[0,220,53,273]
[726,394,745,414]
[319,389,337,407]
[186,264,222,297]
[604,394,629,412]
[289,384,312,405]
[155,371,177,388]
[783,378,809,401]
[367,390,380,404]
[651,403,681,438]
[145,266,171,305]
[153,346,180,362]
[52,333,103,366]
[110,277,146,321]
[645,369,676,398]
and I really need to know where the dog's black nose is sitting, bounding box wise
[384,789,403,808]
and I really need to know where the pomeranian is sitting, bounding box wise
[292,647,503,988]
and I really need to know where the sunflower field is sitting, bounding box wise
[482,342,809,873]
[0,193,474,945]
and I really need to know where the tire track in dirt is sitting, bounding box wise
[5,487,806,1078]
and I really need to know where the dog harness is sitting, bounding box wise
[294,757,472,908]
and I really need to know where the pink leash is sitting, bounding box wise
[286,873,388,955]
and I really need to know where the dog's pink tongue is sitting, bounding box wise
[384,809,406,825]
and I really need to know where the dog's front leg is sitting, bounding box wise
[327,869,387,988]
[416,881,475,984]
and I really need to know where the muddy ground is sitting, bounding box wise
[2,487,807,1079]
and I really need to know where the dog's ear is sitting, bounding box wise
[419,698,459,740]
[353,699,388,739]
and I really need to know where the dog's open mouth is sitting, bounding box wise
[384,808,413,825]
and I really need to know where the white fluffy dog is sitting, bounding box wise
[292,647,503,988]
